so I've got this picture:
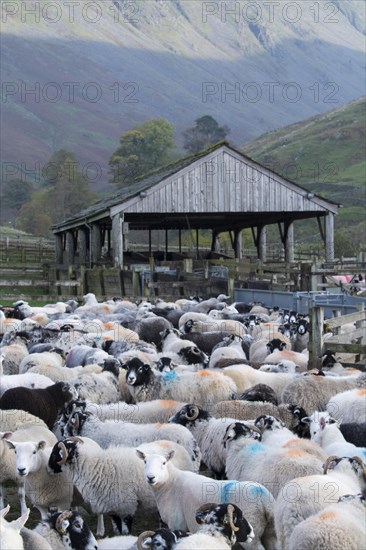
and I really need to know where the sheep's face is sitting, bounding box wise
[178,346,209,366]
[195,503,255,545]
[5,440,46,477]
[223,422,262,448]
[48,439,79,473]
[50,511,97,550]
[169,404,209,426]
[125,358,152,386]
[136,450,175,487]
[254,415,284,433]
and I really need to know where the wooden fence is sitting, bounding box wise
[309,303,366,370]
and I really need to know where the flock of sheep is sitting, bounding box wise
[0,292,365,550]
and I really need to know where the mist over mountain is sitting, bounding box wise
[1,0,365,189]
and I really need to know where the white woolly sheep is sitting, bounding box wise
[136,450,276,550]
[27,362,103,383]
[223,422,324,498]
[0,333,30,375]
[183,319,247,338]
[222,364,296,399]
[287,493,366,550]
[326,387,366,423]
[4,439,74,518]
[303,411,366,461]
[124,357,237,406]
[47,436,195,538]
[19,351,65,375]
[208,335,247,369]
[280,373,363,414]
[62,409,201,470]
[0,425,57,514]
[1,505,30,550]
[274,455,366,550]
[160,329,208,366]
[67,362,121,404]
[263,349,308,372]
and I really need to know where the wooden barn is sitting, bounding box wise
[53,142,339,271]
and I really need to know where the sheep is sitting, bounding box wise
[0,425,57,514]
[0,333,29,375]
[0,409,48,432]
[136,449,276,550]
[67,362,121,404]
[303,411,366,460]
[280,373,363,414]
[22,510,98,550]
[137,503,255,550]
[0,372,54,397]
[287,493,366,550]
[124,357,237,407]
[60,398,186,425]
[27,362,103,383]
[258,360,299,374]
[208,335,247,368]
[338,422,366,446]
[222,364,296,399]
[181,331,234,356]
[212,401,310,438]
[160,329,209,366]
[239,383,278,405]
[249,336,290,363]
[4,439,74,518]
[274,455,366,550]
[1,505,30,550]
[65,344,109,368]
[291,318,309,352]
[62,409,201,470]
[183,319,247,338]
[326,387,366,423]
[19,351,65,375]
[0,382,77,430]
[263,348,308,372]
[47,436,194,537]
[223,422,324,498]
[178,312,211,332]
[169,404,244,477]
[136,316,173,347]
[253,415,326,461]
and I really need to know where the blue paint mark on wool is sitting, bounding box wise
[221,481,238,503]
[162,371,178,384]
[245,441,266,457]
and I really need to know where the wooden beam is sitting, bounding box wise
[112,214,124,268]
[325,213,335,262]
[309,306,324,370]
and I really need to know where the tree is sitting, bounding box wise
[16,150,97,236]
[109,118,176,187]
[0,179,33,213]
[182,115,230,154]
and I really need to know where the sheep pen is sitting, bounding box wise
[1,293,365,547]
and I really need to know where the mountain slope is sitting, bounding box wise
[242,97,366,234]
[1,0,365,186]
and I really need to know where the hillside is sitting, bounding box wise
[242,97,366,242]
[1,0,365,186]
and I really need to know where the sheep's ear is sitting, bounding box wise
[166,450,175,462]
[4,439,16,450]
[1,431,13,440]
[9,508,30,531]
[38,441,47,450]
[1,505,10,518]
[136,449,147,460]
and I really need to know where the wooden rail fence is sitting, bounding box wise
[309,303,366,370]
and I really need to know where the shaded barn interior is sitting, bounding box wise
[53,143,339,270]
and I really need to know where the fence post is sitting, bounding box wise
[355,302,365,363]
[309,305,324,370]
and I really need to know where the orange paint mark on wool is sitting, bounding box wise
[357,389,366,395]
[103,322,114,330]
[197,370,213,377]
[154,423,163,428]
[285,448,307,458]
[160,400,178,407]
[318,511,338,522]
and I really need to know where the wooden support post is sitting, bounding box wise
[92,225,102,264]
[196,229,199,259]
[55,234,63,264]
[309,306,324,370]
[325,213,335,263]
[355,302,365,363]
[285,222,294,263]
[211,231,220,252]
[79,228,88,266]
[132,270,140,297]
[258,225,267,262]
[165,229,168,260]
[233,230,242,259]
[66,231,75,266]
[112,214,124,268]
[149,230,152,256]
[178,229,182,253]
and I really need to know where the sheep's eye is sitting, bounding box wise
[33,451,36,455]
[74,521,82,529]
[138,367,143,372]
